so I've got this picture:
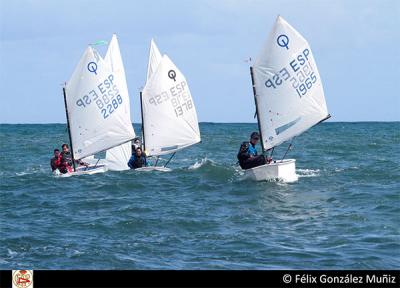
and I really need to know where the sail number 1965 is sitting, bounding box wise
[264,48,318,98]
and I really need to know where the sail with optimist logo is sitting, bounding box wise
[251,16,330,152]
[141,39,201,158]
[64,44,136,164]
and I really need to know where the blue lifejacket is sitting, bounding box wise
[247,143,257,156]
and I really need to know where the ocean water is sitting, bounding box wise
[0,122,399,269]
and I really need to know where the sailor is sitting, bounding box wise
[59,143,88,174]
[237,132,271,170]
[131,137,142,151]
[50,148,62,172]
[128,147,147,169]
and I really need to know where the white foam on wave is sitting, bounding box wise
[71,250,84,256]
[297,168,320,178]
[188,158,213,170]
[7,248,17,256]
[16,171,31,176]
[15,166,46,176]
[334,166,359,173]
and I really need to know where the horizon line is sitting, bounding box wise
[0,121,399,125]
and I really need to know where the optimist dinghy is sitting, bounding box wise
[244,16,330,182]
[135,166,172,172]
[54,164,107,177]
[59,39,136,176]
[138,39,201,170]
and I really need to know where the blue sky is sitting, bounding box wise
[0,0,399,123]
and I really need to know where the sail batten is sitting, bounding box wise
[252,16,329,150]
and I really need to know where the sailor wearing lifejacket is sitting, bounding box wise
[50,148,62,172]
[237,132,272,170]
[58,143,88,173]
[128,147,147,169]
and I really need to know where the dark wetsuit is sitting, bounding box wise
[237,141,266,170]
[128,154,147,169]
[59,151,73,174]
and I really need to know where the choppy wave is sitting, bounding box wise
[296,168,320,177]
[1,122,399,269]
[188,157,211,170]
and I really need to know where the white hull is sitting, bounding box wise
[243,159,298,182]
[54,165,108,177]
[135,166,172,172]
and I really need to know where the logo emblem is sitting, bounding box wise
[168,70,177,82]
[87,62,98,75]
[277,34,289,50]
[12,270,33,288]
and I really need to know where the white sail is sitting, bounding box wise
[103,34,135,170]
[252,16,329,151]
[146,38,162,81]
[82,155,94,161]
[142,41,201,156]
[105,141,132,171]
[65,46,135,160]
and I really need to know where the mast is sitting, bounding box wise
[140,91,146,152]
[250,66,266,153]
[63,86,76,172]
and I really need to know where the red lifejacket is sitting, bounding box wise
[55,154,62,167]
[58,154,73,173]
